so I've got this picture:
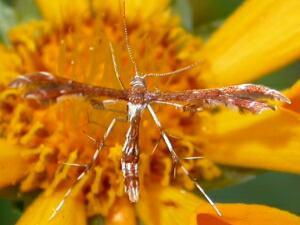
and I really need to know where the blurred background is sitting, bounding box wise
[0,0,299,224]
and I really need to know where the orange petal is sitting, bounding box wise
[284,80,300,113]
[137,185,203,225]
[195,203,300,225]
[205,108,300,174]
[16,190,87,225]
[106,197,137,225]
[0,139,32,188]
[200,0,300,87]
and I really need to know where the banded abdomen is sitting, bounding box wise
[122,102,145,202]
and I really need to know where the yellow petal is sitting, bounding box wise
[106,197,137,225]
[195,203,300,225]
[284,80,300,114]
[205,79,300,173]
[205,108,300,174]
[0,139,32,188]
[99,0,170,20]
[35,0,170,27]
[138,186,300,225]
[16,190,87,225]
[0,45,21,84]
[200,0,300,87]
[35,0,90,26]
[137,185,203,225]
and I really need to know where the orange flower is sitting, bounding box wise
[0,0,299,224]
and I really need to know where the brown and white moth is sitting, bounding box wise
[10,0,290,220]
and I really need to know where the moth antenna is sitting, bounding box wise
[109,42,125,89]
[49,118,117,221]
[142,61,203,78]
[121,0,140,76]
[147,105,222,216]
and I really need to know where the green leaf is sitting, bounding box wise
[199,166,262,191]
[0,0,41,45]
[13,0,41,22]
[0,187,40,225]
[0,198,22,225]
[194,19,223,39]
[88,215,105,225]
[255,61,300,90]
[0,1,17,44]
[190,0,243,27]
[172,0,193,31]
[0,186,39,206]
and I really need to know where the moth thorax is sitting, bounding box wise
[127,102,145,121]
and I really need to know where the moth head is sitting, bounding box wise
[130,76,146,88]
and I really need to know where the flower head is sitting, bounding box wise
[0,0,300,224]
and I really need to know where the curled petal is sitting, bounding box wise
[16,190,87,225]
[195,203,300,225]
[284,80,300,113]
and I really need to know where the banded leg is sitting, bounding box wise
[89,98,127,115]
[49,118,117,220]
[147,105,222,216]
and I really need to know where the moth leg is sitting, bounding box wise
[89,98,127,115]
[49,118,117,221]
[147,104,222,216]
[151,135,162,155]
